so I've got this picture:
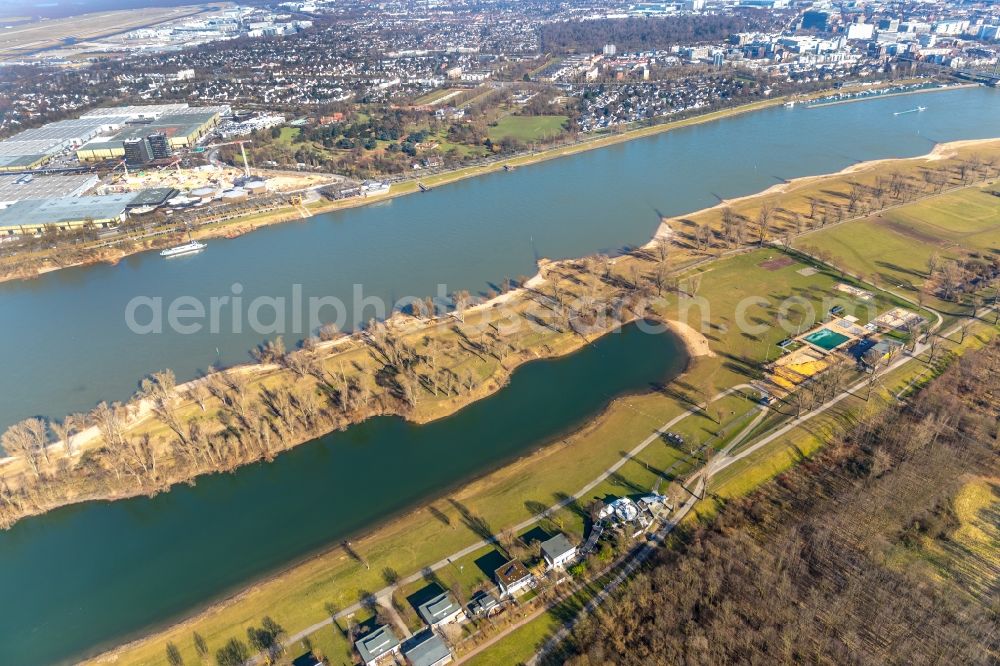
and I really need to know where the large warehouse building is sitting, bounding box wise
[0,187,177,236]
[75,105,230,162]
[0,173,99,207]
[0,104,230,171]
[0,117,124,172]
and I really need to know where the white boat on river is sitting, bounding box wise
[160,241,207,257]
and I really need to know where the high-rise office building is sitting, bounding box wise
[147,132,173,159]
[123,138,152,165]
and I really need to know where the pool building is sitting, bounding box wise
[803,327,851,351]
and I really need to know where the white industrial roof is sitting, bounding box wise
[0,173,98,203]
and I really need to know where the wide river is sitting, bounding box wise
[1,86,999,434]
[0,85,997,664]
[0,322,687,665]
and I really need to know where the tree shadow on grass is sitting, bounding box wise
[553,491,587,519]
[473,549,509,579]
[406,581,444,615]
[448,498,494,543]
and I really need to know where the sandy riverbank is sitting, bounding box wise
[649,135,1000,235]
[666,319,715,357]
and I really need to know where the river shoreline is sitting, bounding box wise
[0,78,956,286]
[84,318,693,666]
[802,81,979,108]
[0,254,674,526]
[646,135,1000,250]
[4,134,997,523]
[13,130,995,666]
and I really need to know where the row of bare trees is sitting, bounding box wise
[682,153,1000,256]
[0,241,661,528]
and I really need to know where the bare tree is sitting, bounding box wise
[753,203,774,245]
[452,290,471,322]
[926,252,940,278]
[1,418,48,477]
[50,415,81,457]
[140,370,189,447]
[847,182,864,212]
[654,236,671,265]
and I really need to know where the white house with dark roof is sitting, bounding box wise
[355,625,401,666]
[494,559,534,597]
[541,533,578,569]
[417,591,465,627]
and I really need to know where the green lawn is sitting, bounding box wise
[487,115,568,143]
[462,611,559,666]
[794,186,1000,308]
[657,250,932,390]
[276,126,303,145]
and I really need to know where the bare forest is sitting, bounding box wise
[552,339,1000,665]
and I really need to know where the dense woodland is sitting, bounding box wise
[551,339,999,665]
[539,14,774,52]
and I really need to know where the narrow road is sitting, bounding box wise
[525,304,994,665]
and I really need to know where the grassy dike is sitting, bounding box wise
[77,143,1000,665]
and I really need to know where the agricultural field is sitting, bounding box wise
[487,115,569,143]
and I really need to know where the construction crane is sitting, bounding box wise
[201,139,254,178]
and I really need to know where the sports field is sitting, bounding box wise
[487,115,569,143]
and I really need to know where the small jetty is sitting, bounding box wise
[503,164,515,172]
[417,182,429,192]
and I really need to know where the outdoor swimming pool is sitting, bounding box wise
[804,328,851,351]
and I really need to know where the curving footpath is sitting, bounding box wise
[274,385,756,654]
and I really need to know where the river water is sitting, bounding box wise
[0,322,686,665]
[1,87,998,436]
[0,85,998,664]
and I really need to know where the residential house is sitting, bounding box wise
[494,560,534,596]
[540,534,578,570]
[403,631,452,666]
[417,591,465,627]
[355,625,401,666]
